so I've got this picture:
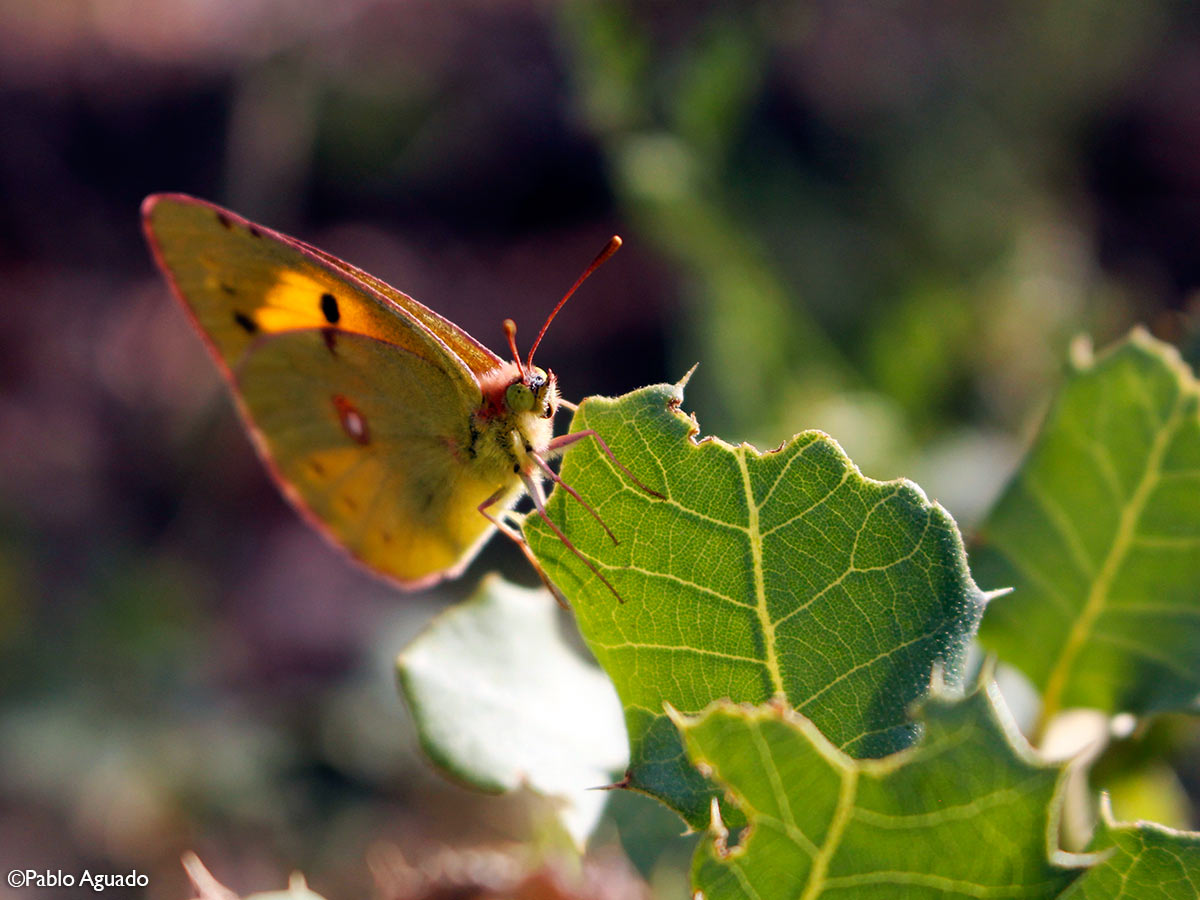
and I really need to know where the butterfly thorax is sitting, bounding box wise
[471,363,558,479]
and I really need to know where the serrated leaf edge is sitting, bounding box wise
[565,374,986,716]
[1095,791,1200,845]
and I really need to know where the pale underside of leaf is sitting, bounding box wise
[397,576,628,847]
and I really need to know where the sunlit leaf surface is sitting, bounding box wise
[977,330,1200,723]
[527,379,984,824]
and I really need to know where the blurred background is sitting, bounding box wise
[2,1,1199,897]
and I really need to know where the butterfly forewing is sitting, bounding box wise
[293,238,503,380]
[142,194,494,400]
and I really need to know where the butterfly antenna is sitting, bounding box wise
[503,318,526,377]
[526,235,622,371]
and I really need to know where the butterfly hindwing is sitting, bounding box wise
[234,329,520,586]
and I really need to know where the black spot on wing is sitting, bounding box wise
[233,311,258,334]
[322,327,338,354]
[248,225,262,238]
[220,283,237,296]
[216,212,232,229]
[320,292,340,324]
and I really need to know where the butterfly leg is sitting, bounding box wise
[546,429,664,499]
[518,470,625,604]
[477,489,569,608]
[530,452,618,545]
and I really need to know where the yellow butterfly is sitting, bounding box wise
[141,194,654,600]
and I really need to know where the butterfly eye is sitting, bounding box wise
[505,381,535,413]
[530,368,554,417]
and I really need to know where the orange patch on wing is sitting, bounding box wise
[259,270,376,334]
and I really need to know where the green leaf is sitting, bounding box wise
[396,576,628,847]
[1060,797,1200,899]
[976,329,1200,726]
[525,378,985,825]
[675,685,1084,900]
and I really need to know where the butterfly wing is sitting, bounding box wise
[142,193,515,586]
[141,193,506,384]
[292,237,503,380]
[234,329,520,586]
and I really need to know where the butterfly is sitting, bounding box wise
[141,194,657,602]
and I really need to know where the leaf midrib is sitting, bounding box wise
[1037,393,1185,731]
[737,448,784,697]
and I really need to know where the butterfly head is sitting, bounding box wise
[495,234,620,424]
[505,366,558,419]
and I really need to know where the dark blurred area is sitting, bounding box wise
[1,2,1198,898]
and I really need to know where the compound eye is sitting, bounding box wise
[506,381,535,413]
